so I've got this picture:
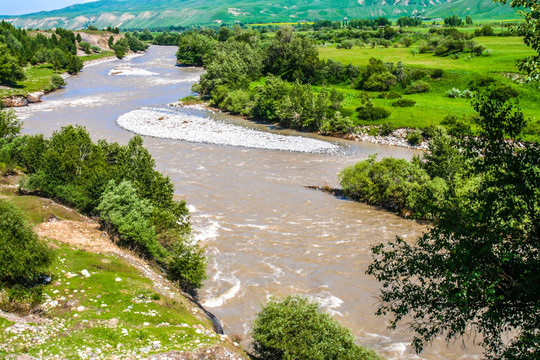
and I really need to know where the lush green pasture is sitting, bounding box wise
[318,36,540,141]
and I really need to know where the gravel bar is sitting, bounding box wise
[117,107,340,153]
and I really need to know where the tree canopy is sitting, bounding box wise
[367,92,540,359]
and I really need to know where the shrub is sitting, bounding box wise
[447,88,473,99]
[336,40,353,49]
[0,200,53,285]
[320,111,354,134]
[166,240,207,292]
[405,81,431,94]
[51,75,66,88]
[0,108,21,140]
[392,98,416,107]
[377,91,401,99]
[364,72,397,91]
[0,285,45,315]
[252,296,381,360]
[378,122,395,136]
[406,129,424,145]
[431,69,444,78]
[97,180,166,260]
[356,102,391,121]
[487,84,519,102]
[79,41,91,54]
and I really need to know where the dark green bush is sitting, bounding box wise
[378,122,395,136]
[356,100,391,121]
[0,200,53,285]
[252,296,381,360]
[392,98,416,107]
[377,91,401,99]
[431,69,444,78]
[406,129,424,145]
[405,81,431,94]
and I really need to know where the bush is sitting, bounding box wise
[51,75,66,88]
[356,102,391,121]
[364,72,397,91]
[405,81,431,94]
[0,108,21,140]
[79,41,91,54]
[0,200,53,285]
[431,69,444,78]
[378,122,395,136]
[166,240,207,292]
[336,40,353,49]
[447,88,473,99]
[406,129,424,145]
[252,296,381,360]
[320,111,354,134]
[97,180,166,260]
[377,91,401,99]
[0,285,45,315]
[392,98,416,107]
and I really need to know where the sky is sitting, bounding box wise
[0,0,97,16]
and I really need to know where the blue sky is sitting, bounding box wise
[0,0,97,16]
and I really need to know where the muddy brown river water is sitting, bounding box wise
[17,46,482,359]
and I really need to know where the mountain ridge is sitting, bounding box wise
[0,0,517,29]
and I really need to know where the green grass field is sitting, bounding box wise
[318,36,540,141]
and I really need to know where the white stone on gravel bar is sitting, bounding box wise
[117,107,340,153]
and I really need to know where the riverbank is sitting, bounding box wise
[0,178,248,359]
[1,52,146,108]
[174,99,429,151]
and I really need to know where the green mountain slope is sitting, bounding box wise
[0,0,517,29]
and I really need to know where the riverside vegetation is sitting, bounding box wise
[342,1,539,357]
[175,15,539,142]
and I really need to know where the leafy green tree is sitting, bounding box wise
[494,0,540,80]
[252,296,381,360]
[97,180,166,260]
[0,44,25,84]
[367,93,540,359]
[76,33,82,43]
[108,35,114,49]
[264,26,321,83]
[176,32,215,66]
[0,200,53,285]
[79,41,91,54]
[113,37,130,59]
[0,108,21,140]
[465,16,473,25]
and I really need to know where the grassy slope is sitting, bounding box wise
[3,0,518,29]
[0,185,246,359]
[318,36,540,141]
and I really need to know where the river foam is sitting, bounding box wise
[116,107,340,153]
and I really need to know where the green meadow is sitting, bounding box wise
[318,36,540,141]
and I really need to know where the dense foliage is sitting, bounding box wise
[495,0,540,80]
[0,200,53,285]
[0,114,206,292]
[252,296,381,360]
[0,21,83,81]
[360,93,539,358]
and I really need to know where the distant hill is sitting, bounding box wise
[0,0,517,29]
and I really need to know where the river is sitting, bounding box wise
[17,46,481,359]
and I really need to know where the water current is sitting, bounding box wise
[17,46,482,359]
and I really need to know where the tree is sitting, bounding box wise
[252,296,381,360]
[113,38,130,59]
[0,44,25,85]
[444,15,463,27]
[176,32,215,66]
[367,92,540,359]
[76,33,82,43]
[0,107,21,140]
[0,200,53,285]
[465,16,473,25]
[494,0,540,80]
